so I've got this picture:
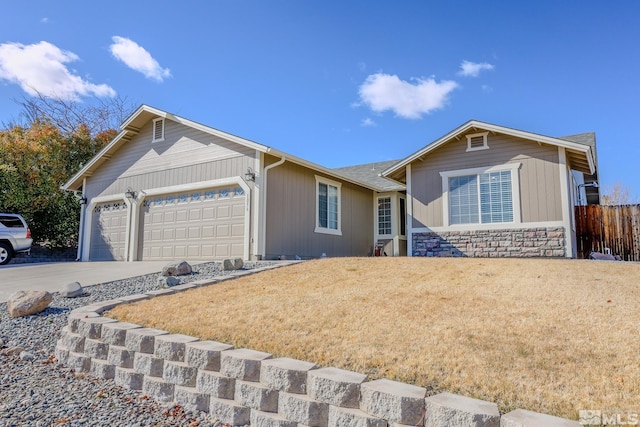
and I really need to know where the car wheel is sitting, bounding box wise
[0,242,12,265]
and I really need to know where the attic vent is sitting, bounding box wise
[152,118,165,143]
[466,131,489,152]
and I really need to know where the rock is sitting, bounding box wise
[19,351,35,361]
[223,258,244,271]
[1,346,25,356]
[60,282,84,298]
[7,290,53,318]
[157,276,180,288]
[162,261,192,277]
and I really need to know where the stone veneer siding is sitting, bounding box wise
[413,227,566,258]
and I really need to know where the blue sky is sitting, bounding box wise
[0,1,639,198]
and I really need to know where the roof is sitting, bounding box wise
[334,160,405,191]
[382,120,597,183]
[560,132,600,204]
[62,105,391,193]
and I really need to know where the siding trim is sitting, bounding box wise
[558,147,574,258]
[406,164,413,257]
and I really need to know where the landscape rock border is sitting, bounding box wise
[54,261,581,427]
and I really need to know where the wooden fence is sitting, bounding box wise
[574,205,640,261]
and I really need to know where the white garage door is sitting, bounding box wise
[90,202,128,261]
[139,187,246,261]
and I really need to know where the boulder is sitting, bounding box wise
[1,346,25,356]
[162,261,192,277]
[157,276,180,288]
[60,282,84,298]
[7,290,52,318]
[223,258,244,271]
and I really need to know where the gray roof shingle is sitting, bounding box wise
[335,160,405,191]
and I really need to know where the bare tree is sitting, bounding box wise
[11,93,136,137]
[601,182,639,205]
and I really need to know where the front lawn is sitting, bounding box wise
[109,257,640,419]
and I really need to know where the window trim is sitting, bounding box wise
[466,131,489,152]
[152,118,165,143]
[377,196,392,236]
[440,163,521,228]
[314,175,342,236]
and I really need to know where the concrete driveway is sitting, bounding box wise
[0,261,189,303]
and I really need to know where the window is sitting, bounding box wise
[152,118,165,142]
[466,131,489,152]
[399,197,406,236]
[378,197,392,235]
[441,164,520,227]
[315,176,341,235]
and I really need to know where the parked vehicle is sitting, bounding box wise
[0,213,33,265]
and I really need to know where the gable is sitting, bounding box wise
[383,121,596,183]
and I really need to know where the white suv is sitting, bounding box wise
[0,213,33,265]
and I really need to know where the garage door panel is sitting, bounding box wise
[90,202,128,261]
[188,227,200,238]
[231,243,244,257]
[139,188,245,261]
[217,206,230,218]
[231,223,244,237]
[232,204,244,217]
[176,210,188,222]
[203,207,215,219]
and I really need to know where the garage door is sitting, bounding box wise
[90,202,128,261]
[139,186,246,260]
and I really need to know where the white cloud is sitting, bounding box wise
[358,73,458,119]
[41,17,49,24]
[361,117,376,127]
[458,60,494,77]
[110,36,171,82]
[0,41,115,101]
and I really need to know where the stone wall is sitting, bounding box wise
[10,245,77,264]
[54,266,580,427]
[413,227,566,258]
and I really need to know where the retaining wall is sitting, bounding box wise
[413,227,566,258]
[55,264,580,427]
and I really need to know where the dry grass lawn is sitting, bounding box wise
[109,257,640,419]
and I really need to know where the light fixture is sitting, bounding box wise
[125,188,137,199]
[245,167,256,182]
[79,196,87,205]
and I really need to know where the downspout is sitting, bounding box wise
[68,180,87,261]
[259,156,286,259]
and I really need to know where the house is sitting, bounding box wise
[62,105,405,262]
[381,120,599,258]
[62,106,598,261]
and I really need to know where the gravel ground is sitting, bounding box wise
[0,261,273,427]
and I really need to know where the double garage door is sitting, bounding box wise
[89,187,246,261]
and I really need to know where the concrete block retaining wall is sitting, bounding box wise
[413,227,566,258]
[55,264,580,427]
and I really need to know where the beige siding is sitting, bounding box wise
[265,160,374,258]
[85,119,256,199]
[411,133,562,228]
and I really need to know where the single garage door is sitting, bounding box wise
[90,202,128,261]
[139,186,246,260]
